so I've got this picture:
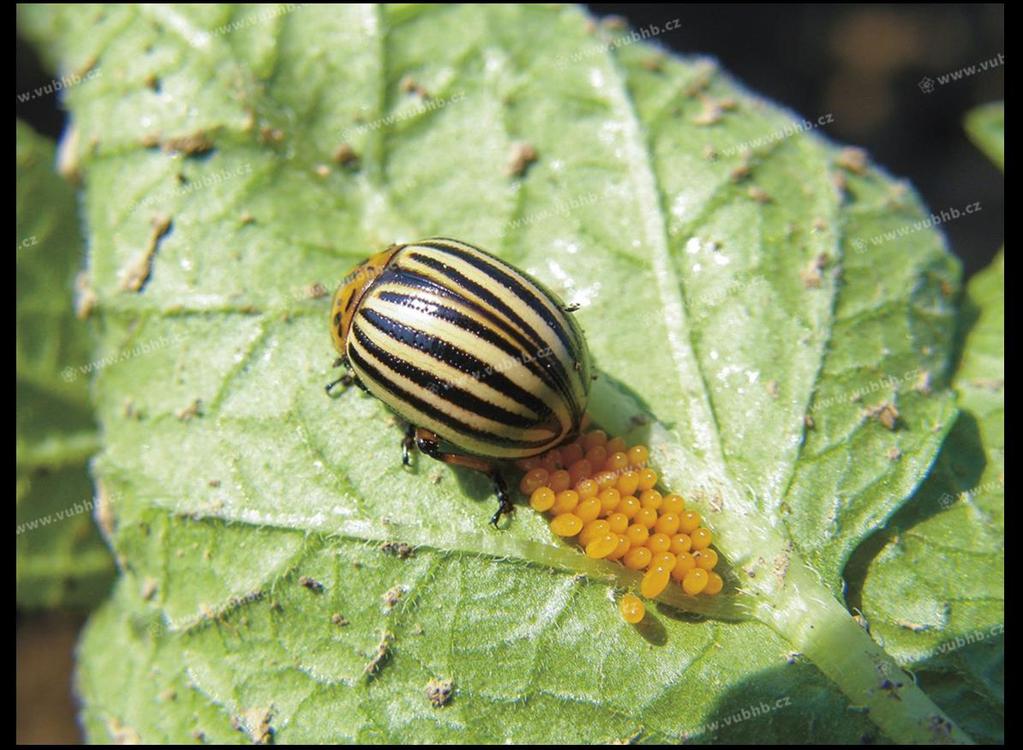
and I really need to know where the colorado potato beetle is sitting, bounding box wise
[328,237,592,525]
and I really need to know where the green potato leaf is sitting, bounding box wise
[20,4,993,742]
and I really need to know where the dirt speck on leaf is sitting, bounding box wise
[600,14,627,31]
[104,717,141,744]
[380,541,415,559]
[175,398,203,422]
[836,146,868,175]
[506,142,538,177]
[640,54,664,72]
[259,125,285,144]
[306,282,329,299]
[864,401,900,430]
[161,130,215,156]
[399,74,429,98]
[383,585,405,611]
[730,162,751,183]
[332,142,359,168]
[233,705,273,744]
[56,123,82,183]
[913,370,933,395]
[299,575,324,593]
[95,480,117,540]
[894,618,931,632]
[140,578,158,601]
[425,677,454,707]
[800,253,831,288]
[119,214,172,293]
[74,271,97,319]
[364,631,394,679]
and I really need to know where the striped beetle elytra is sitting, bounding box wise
[328,237,592,525]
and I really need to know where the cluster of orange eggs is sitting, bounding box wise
[516,429,722,622]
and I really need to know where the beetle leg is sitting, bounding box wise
[325,370,355,395]
[413,428,514,527]
[401,423,417,466]
[488,473,515,528]
[325,358,366,395]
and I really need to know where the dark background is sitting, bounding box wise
[16,4,1004,744]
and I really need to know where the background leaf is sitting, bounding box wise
[16,120,113,609]
[964,102,1004,172]
[19,4,992,742]
[847,109,1004,741]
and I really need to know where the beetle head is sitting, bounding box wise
[329,244,402,354]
